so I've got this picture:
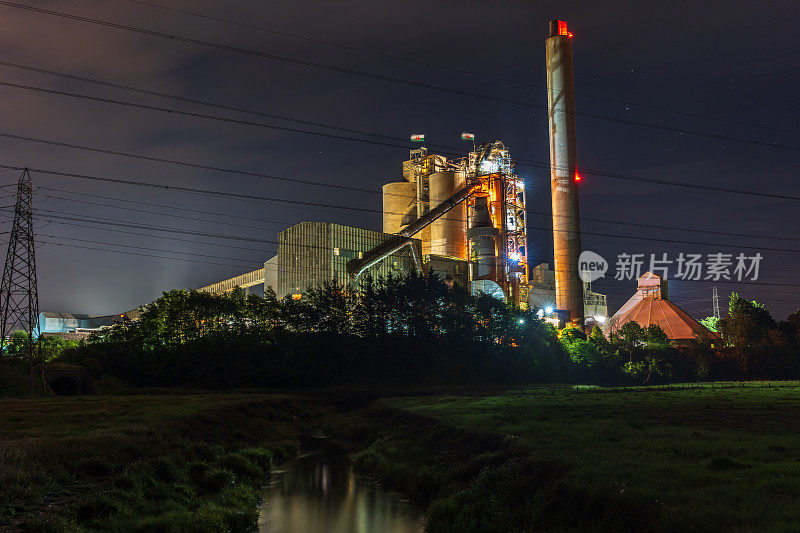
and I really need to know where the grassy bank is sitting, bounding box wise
[0,393,326,531]
[327,385,800,531]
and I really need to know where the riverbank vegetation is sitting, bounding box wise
[5,385,800,530]
[0,393,321,531]
[328,385,800,531]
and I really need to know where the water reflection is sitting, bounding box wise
[259,435,424,533]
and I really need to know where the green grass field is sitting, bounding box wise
[357,384,800,531]
[0,393,324,531]
[4,385,800,531]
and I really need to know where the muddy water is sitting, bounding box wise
[258,436,424,533]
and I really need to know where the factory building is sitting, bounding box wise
[197,268,265,296]
[607,273,718,344]
[38,312,116,338]
[273,222,421,298]
[528,263,607,321]
[201,133,604,318]
[37,311,140,340]
[375,142,529,306]
[196,20,607,320]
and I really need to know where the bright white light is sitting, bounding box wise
[508,252,520,262]
[518,319,525,324]
[536,309,544,318]
[480,160,498,173]
[545,306,554,315]
[516,180,525,189]
[594,315,607,324]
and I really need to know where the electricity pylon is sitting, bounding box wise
[0,169,44,396]
[712,286,720,320]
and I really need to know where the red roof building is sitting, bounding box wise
[608,273,719,343]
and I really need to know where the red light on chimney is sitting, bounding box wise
[567,31,574,38]
[558,20,568,36]
[574,172,582,183]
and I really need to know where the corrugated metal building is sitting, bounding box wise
[277,222,421,298]
[38,312,117,333]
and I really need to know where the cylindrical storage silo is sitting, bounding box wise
[430,171,467,259]
[382,182,416,234]
[468,195,500,279]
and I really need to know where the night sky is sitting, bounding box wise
[0,0,797,319]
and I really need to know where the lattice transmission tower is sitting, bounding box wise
[712,286,720,320]
[0,169,44,396]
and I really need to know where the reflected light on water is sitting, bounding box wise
[259,436,424,533]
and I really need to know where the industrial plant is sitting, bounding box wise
[176,20,609,325]
[39,19,611,336]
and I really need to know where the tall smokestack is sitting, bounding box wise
[546,19,584,322]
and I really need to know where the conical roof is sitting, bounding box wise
[608,272,718,341]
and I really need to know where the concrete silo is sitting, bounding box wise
[429,170,467,259]
[382,181,416,234]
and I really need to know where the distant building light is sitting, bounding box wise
[509,252,521,262]
[545,306,554,315]
[333,247,340,256]
[544,316,561,326]
[595,315,606,324]
[518,319,525,324]
[291,293,302,300]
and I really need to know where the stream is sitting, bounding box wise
[258,435,425,532]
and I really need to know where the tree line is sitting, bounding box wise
[3,273,798,389]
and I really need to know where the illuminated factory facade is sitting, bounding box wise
[372,141,530,305]
[196,139,605,320]
[193,19,606,321]
[251,142,530,306]
[39,19,612,336]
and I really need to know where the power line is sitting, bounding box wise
[0,163,383,214]
[39,192,289,232]
[0,79,412,180]
[42,183,800,247]
[0,164,797,257]
[40,233,261,265]
[0,59,409,146]
[1,128,799,205]
[17,197,800,259]
[42,218,274,254]
[38,186,306,226]
[38,238,259,269]
[2,62,798,205]
[0,1,796,152]
[124,0,799,136]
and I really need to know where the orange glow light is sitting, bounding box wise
[567,32,574,38]
[574,172,582,183]
[557,20,568,36]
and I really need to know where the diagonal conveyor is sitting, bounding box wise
[347,182,478,282]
